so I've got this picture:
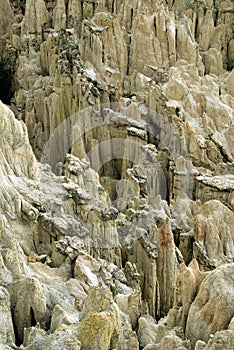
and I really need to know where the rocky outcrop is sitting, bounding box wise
[194,200,234,267]
[0,0,14,57]
[194,329,234,350]
[195,175,234,210]
[9,277,47,344]
[2,0,232,174]
[174,259,209,329]
[0,287,15,345]
[186,263,234,346]
[24,328,81,350]
[0,0,233,349]
[0,101,38,179]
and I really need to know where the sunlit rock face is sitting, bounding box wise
[0,0,233,349]
[186,263,234,347]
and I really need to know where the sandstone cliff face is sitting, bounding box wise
[0,0,233,349]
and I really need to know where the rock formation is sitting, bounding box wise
[0,0,233,349]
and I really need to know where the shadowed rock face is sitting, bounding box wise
[0,1,14,56]
[0,0,233,349]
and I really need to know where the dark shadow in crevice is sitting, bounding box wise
[0,60,13,104]
[30,307,37,327]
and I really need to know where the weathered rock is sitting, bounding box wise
[114,291,141,329]
[194,200,234,265]
[50,304,80,333]
[74,253,101,287]
[0,345,14,350]
[156,334,187,350]
[0,287,15,345]
[156,219,179,317]
[0,0,14,57]
[77,311,116,350]
[143,334,187,350]
[174,259,209,329]
[204,330,234,350]
[195,175,234,210]
[0,101,38,179]
[225,69,234,97]
[24,329,81,350]
[186,263,234,346]
[23,326,46,347]
[75,287,117,350]
[9,277,46,344]
[66,278,89,311]
[195,340,207,350]
[22,0,50,38]
[138,315,158,348]
[0,0,233,349]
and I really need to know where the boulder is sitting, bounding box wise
[186,263,234,346]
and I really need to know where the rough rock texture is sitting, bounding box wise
[24,329,81,350]
[10,277,47,344]
[195,175,234,209]
[0,287,15,345]
[186,263,234,346]
[194,329,234,350]
[0,101,38,178]
[173,259,209,329]
[194,200,234,266]
[0,0,233,349]
[0,0,14,57]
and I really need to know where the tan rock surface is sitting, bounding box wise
[24,329,81,350]
[203,330,234,350]
[9,277,46,344]
[174,259,209,329]
[186,263,234,346]
[0,0,14,57]
[194,200,234,265]
[0,0,233,349]
[0,287,15,345]
[0,101,38,179]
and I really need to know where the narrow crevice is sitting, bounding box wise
[154,17,157,36]
[0,60,14,104]
[219,147,231,164]
[130,8,134,28]
[175,27,178,60]
[194,14,199,40]
[213,8,218,27]
[65,0,69,27]
[92,0,96,16]
[102,43,105,64]
[126,35,131,76]
[80,0,84,19]
[12,311,20,346]
[30,307,37,327]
